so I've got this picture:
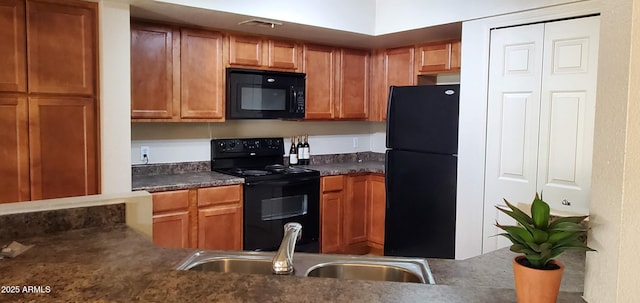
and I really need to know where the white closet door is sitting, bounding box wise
[537,16,599,215]
[483,24,544,253]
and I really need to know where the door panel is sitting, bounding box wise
[180,28,224,119]
[303,44,336,119]
[338,49,369,119]
[198,205,243,250]
[0,95,29,203]
[483,23,544,253]
[537,16,599,214]
[28,96,97,200]
[0,0,26,92]
[27,0,96,95]
[153,212,190,248]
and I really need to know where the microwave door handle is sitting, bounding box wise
[291,86,296,109]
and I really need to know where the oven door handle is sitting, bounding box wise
[245,176,319,187]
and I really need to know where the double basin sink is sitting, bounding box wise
[176,250,435,284]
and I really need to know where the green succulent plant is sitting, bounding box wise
[495,193,595,269]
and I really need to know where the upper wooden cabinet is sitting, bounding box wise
[130,23,178,119]
[416,40,461,74]
[131,22,225,121]
[304,46,369,120]
[303,44,336,120]
[229,34,299,71]
[180,28,224,119]
[0,0,26,93]
[27,0,96,95]
[370,40,461,121]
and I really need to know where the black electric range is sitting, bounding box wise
[211,138,319,252]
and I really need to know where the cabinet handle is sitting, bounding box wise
[562,199,571,206]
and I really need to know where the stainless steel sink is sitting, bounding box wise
[176,250,435,284]
[305,262,424,283]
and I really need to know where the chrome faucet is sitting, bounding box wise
[272,222,302,275]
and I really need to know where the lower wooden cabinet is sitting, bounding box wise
[367,174,386,255]
[150,185,243,250]
[320,174,386,255]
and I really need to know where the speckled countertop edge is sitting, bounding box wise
[0,226,586,303]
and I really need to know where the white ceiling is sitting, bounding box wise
[128,0,462,49]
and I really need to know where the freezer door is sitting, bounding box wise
[386,85,459,154]
[384,150,456,259]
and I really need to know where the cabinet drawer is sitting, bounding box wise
[321,175,344,192]
[197,185,242,208]
[152,190,190,213]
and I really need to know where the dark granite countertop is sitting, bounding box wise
[131,161,384,192]
[0,226,586,302]
[132,171,244,192]
[304,160,385,176]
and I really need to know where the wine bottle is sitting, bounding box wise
[289,136,298,165]
[302,135,310,165]
[296,135,304,165]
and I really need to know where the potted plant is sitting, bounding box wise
[495,193,595,303]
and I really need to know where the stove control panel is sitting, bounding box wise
[212,138,284,157]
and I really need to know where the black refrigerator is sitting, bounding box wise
[384,84,459,259]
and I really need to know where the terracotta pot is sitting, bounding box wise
[512,256,565,303]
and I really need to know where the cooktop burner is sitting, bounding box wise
[211,138,319,182]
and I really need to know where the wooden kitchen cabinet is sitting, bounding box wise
[344,175,369,254]
[27,0,96,95]
[415,39,461,74]
[0,0,26,93]
[152,190,191,249]
[229,34,299,71]
[0,95,29,203]
[367,174,386,255]
[197,185,243,250]
[130,23,178,119]
[303,45,369,120]
[180,28,224,120]
[28,96,97,200]
[131,22,225,121]
[303,44,336,119]
[337,48,369,119]
[370,46,415,121]
[320,175,344,253]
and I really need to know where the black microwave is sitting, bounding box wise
[226,68,306,119]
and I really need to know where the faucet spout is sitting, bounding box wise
[272,222,302,275]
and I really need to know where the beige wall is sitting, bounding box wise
[585,0,640,301]
[99,1,131,193]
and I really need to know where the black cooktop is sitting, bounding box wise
[211,138,319,182]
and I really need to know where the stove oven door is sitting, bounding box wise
[243,176,320,253]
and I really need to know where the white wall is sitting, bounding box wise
[99,1,131,193]
[153,0,376,35]
[374,0,586,35]
[130,121,383,164]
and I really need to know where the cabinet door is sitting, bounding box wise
[198,204,243,250]
[180,28,224,120]
[131,23,178,119]
[382,47,415,120]
[27,0,96,95]
[320,191,343,253]
[28,96,97,200]
[152,190,190,213]
[303,44,336,119]
[229,35,262,67]
[367,175,385,246]
[0,0,26,93]
[416,42,451,73]
[338,48,369,119]
[0,95,29,203]
[450,41,461,70]
[268,39,298,70]
[344,175,368,246]
[153,211,190,248]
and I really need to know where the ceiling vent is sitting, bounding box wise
[238,18,283,28]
